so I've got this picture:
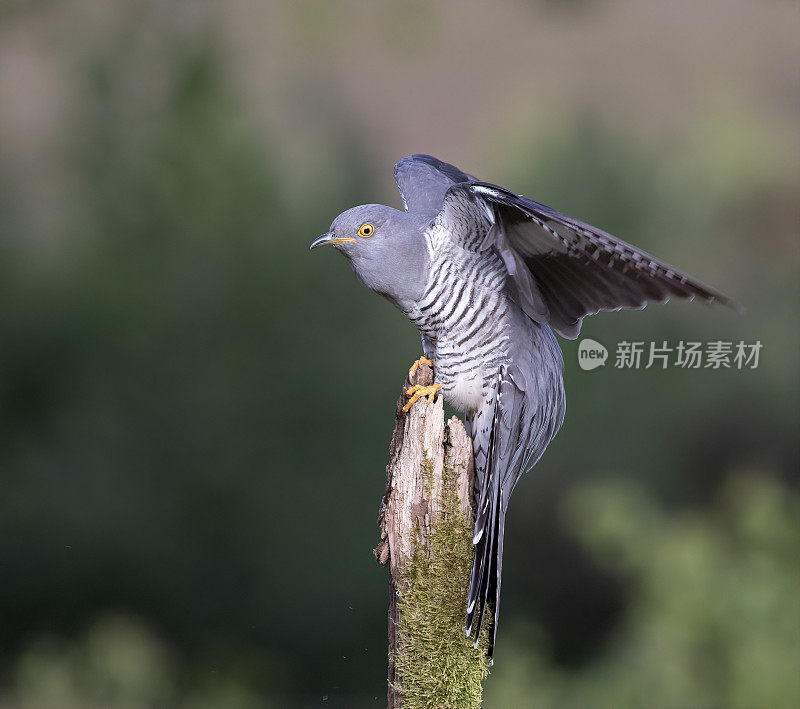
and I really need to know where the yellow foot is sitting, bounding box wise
[408,356,434,382]
[402,383,442,413]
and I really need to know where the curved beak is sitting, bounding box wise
[309,232,356,250]
[310,231,336,250]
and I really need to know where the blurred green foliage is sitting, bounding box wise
[486,474,799,709]
[0,37,404,700]
[5,476,795,708]
[0,8,796,708]
[8,614,264,709]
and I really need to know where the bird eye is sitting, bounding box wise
[358,222,375,238]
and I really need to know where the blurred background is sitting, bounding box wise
[0,2,797,707]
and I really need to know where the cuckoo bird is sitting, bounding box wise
[310,154,733,660]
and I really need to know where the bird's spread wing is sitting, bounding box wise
[393,154,477,216]
[435,177,735,339]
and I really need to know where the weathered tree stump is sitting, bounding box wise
[374,363,490,709]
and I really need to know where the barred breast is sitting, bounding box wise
[407,223,512,413]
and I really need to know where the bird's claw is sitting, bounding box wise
[408,356,434,382]
[402,383,442,413]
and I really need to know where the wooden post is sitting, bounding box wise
[374,363,490,709]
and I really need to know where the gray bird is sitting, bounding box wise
[311,154,732,660]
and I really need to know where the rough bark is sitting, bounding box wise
[374,363,486,708]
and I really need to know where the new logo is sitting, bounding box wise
[577,339,608,371]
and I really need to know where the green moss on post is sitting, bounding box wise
[393,459,491,709]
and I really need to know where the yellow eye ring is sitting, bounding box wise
[358,222,375,238]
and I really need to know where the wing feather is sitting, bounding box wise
[393,154,476,216]
[447,181,736,338]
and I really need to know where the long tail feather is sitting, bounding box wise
[465,364,549,662]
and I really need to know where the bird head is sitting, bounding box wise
[310,204,428,304]
[310,204,394,253]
